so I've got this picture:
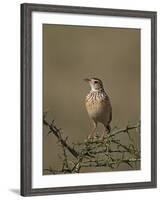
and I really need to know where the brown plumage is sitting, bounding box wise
[84,78,112,139]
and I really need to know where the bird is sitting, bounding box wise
[84,77,112,139]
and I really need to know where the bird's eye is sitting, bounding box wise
[94,81,98,84]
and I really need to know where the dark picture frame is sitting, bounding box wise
[21,3,157,196]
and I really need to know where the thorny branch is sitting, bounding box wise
[43,113,140,174]
[43,113,78,158]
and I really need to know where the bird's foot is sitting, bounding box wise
[100,132,108,140]
[86,136,97,143]
[93,133,99,139]
[87,135,92,140]
[99,136,105,141]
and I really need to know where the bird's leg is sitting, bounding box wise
[101,125,111,139]
[88,121,97,140]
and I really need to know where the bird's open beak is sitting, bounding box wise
[84,78,91,82]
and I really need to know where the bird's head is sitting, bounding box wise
[84,77,104,91]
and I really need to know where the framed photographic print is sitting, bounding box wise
[21,3,157,196]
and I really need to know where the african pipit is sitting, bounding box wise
[84,78,112,139]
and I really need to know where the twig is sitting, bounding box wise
[43,117,79,158]
[81,158,140,168]
[109,123,140,138]
[43,113,140,174]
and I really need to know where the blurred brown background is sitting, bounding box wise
[43,24,140,174]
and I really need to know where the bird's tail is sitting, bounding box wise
[106,125,111,134]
